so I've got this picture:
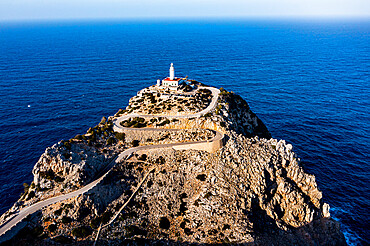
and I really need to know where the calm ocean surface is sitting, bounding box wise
[0,20,368,244]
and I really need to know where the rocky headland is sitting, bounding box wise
[0,83,346,245]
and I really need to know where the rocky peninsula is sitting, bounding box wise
[0,81,346,245]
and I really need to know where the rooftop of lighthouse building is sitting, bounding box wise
[163,77,182,82]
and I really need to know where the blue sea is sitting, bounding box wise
[0,20,368,244]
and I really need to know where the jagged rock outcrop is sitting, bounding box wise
[0,86,345,245]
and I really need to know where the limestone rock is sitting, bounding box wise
[0,86,346,245]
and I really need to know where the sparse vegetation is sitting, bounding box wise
[138,154,147,161]
[101,210,113,224]
[71,226,92,238]
[39,170,55,180]
[54,208,63,216]
[26,191,35,200]
[106,137,116,145]
[159,217,170,230]
[48,224,57,233]
[90,217,101,229]
[63,141,71,150]
[157,119,170,126]
[132,140,140,147]
[115,132,125,141]
[23,183,29,193]
[196,174,207,181]
[61,216,72,223]
[121,117,147,128]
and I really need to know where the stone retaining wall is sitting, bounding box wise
[172,134,223,153]
[113,126,223,154]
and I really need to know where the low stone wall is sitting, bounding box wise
[117,128,170,145]
[172,140,222,153]
[173,133,223,153]
[113,126,224,154]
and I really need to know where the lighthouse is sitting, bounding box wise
[159,63,181,88]
[169,63,175,80]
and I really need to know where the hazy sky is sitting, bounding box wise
[0,0,369,21]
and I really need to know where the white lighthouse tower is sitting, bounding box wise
[169,63,175,80]
[160,63,181,88]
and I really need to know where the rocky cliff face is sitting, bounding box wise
[0,86,346,245]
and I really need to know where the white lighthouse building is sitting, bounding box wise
[160,63,181,87]
[169,63,175,80]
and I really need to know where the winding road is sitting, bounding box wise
[0,86,222,240]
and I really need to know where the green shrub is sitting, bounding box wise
[133,117,145,123]
[133,122,146,128]
[115,132,125,141]
[101,211,113,224]
[63,141,71,150]
[138,154,147,161]
[71,226,92,238]
[203,112,212,118]
[223,224,230,230]
[157,119,170,126]
[90,133,96,142]
[184,228,193,235]
[55,176,65,183]
[23,183,29,193]
[159,217,170,230]
[204,192,212,199]
[61,216,72,223]
[156,156,165,164]
[132,140,140,147]
[90,217,101,229]
[63,203,73,209]
[196,174,206,181]
[54,208,63,216]
[122,118,146,128]
[39,170,55,180]
[106,137,116,145]
[48,224,57,233]
[183,84,192,92]
[26,191,35,200]
[180,221,186,229]
[63,152,71,159]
